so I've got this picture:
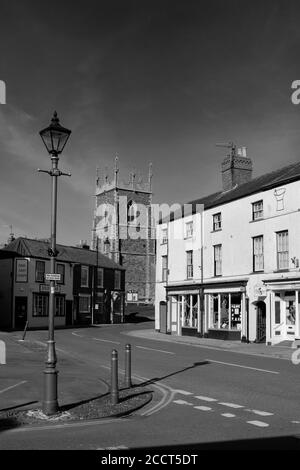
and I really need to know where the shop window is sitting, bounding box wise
[79,295,90,313]
[209,293,242,330]
[55,296,65,316]
[220,294,229,329]
[181,294,198,329]
[230,293,242,330]
[33,293,48,317]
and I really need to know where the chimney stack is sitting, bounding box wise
[221,145,253,191]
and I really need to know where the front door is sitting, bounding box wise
[15,297,27,329]
[256,301,266,343]
[273,291,296,341]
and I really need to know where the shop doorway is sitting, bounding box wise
[66,300,73,326]
[256,301,266,343]
[273,291,296,341]
[15,297,27,329]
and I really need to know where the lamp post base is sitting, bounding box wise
[43,368,59,415]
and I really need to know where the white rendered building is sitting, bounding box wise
[155,147,300,345]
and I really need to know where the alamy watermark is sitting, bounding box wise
[0,80,6,104]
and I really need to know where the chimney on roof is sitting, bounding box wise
[221,144,253,191]
[77,239,90,250]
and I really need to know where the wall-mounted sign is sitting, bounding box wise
[15,259,28,283]
[45,273,61,281]
[39,284,61,293]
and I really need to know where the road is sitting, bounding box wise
[1,321,300,450]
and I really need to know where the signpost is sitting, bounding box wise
[45,273,61,282]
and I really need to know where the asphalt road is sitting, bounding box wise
[1,321,300,450]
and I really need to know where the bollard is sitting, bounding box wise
[125,344,132,388]
[22,321,29,341]
[111,349,119,405]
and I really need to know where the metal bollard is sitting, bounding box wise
[111,349,119,405]
[125,344,132,388]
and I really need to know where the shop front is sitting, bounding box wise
[203,282,247,341]
[167,286,201,337]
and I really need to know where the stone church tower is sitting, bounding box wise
[91,157,156,303]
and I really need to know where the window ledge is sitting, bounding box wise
[273,269,290,273]
[249,218,264,223]
[211,229,222,233]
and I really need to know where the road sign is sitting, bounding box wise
[45,273,61,281]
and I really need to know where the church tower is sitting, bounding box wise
[91,157,156,303]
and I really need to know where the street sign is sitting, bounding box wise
[45,273,61,281]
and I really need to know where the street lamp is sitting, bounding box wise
[38,111,71,415]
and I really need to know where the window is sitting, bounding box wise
[185,222,193,238]
[161,228,168,244]
[253,236,264,272]
[81,266,89,287]
[114,270,121,290]
[97,267,104,288]
[213,213,222,231]
[56,263,65,284]
[277,230,289,270]
[33,293,48,317]
[162,256,168,282]
[214,245,222,276]
[209,293,242,330]
[186,251,193,278]
[55,296,65,316]
[127,201,137,225]
[252,200,263,220]
[79,295,90,313]
[95,292,104,315]
[35,261,45,282]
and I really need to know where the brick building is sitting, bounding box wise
[91,158,156,303]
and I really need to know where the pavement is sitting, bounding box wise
[125,328,297,360]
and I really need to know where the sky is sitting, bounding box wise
[0,0,300,246]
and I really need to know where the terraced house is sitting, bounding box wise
[155,147,300,346]
[0,238,125,330]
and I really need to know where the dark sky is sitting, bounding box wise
[0,0,300,245]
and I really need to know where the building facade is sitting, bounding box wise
[155,147,300,345]
[0,238,125,330]
[91,157,156,304]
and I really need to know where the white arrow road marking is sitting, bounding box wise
[0,381,27,394]
[207,359,279,374]
[219,402,244,409]
[195,396,218,402]
[136,346,175,355]
[194,406,213,411]
[246,409,274,417]
[247,420,269,427]
[221,413,236,418]
[173,399,193,406]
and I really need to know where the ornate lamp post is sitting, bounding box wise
[38,111,71,415]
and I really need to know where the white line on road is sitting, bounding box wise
[247,420,269,428]
[93,338,120,345]
[173,399,193,406]
[0,381,27,394]
[71,332,84,338]
[221,413,236,418]
[194,406,213,411]
[207,359,279,374]
[195,396,218,402]
[136,346,175,355]
[218,402,244,409]
[174,390,193,396]
[245,409,274,417]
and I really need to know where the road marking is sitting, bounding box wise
[195,396,218,402]
[194,405,213,411]
[292,421,300,424]
[71,332,84,338]
[218,402,244,409]
[246,409,273,417]
[247,420,269,428]
[136,346,175,355]
[221,413,236,418]
[173,399,193,406]
[0,381,27,394]
[93,338,120,345]
[174,390,193,395]
[207,359,279,374]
